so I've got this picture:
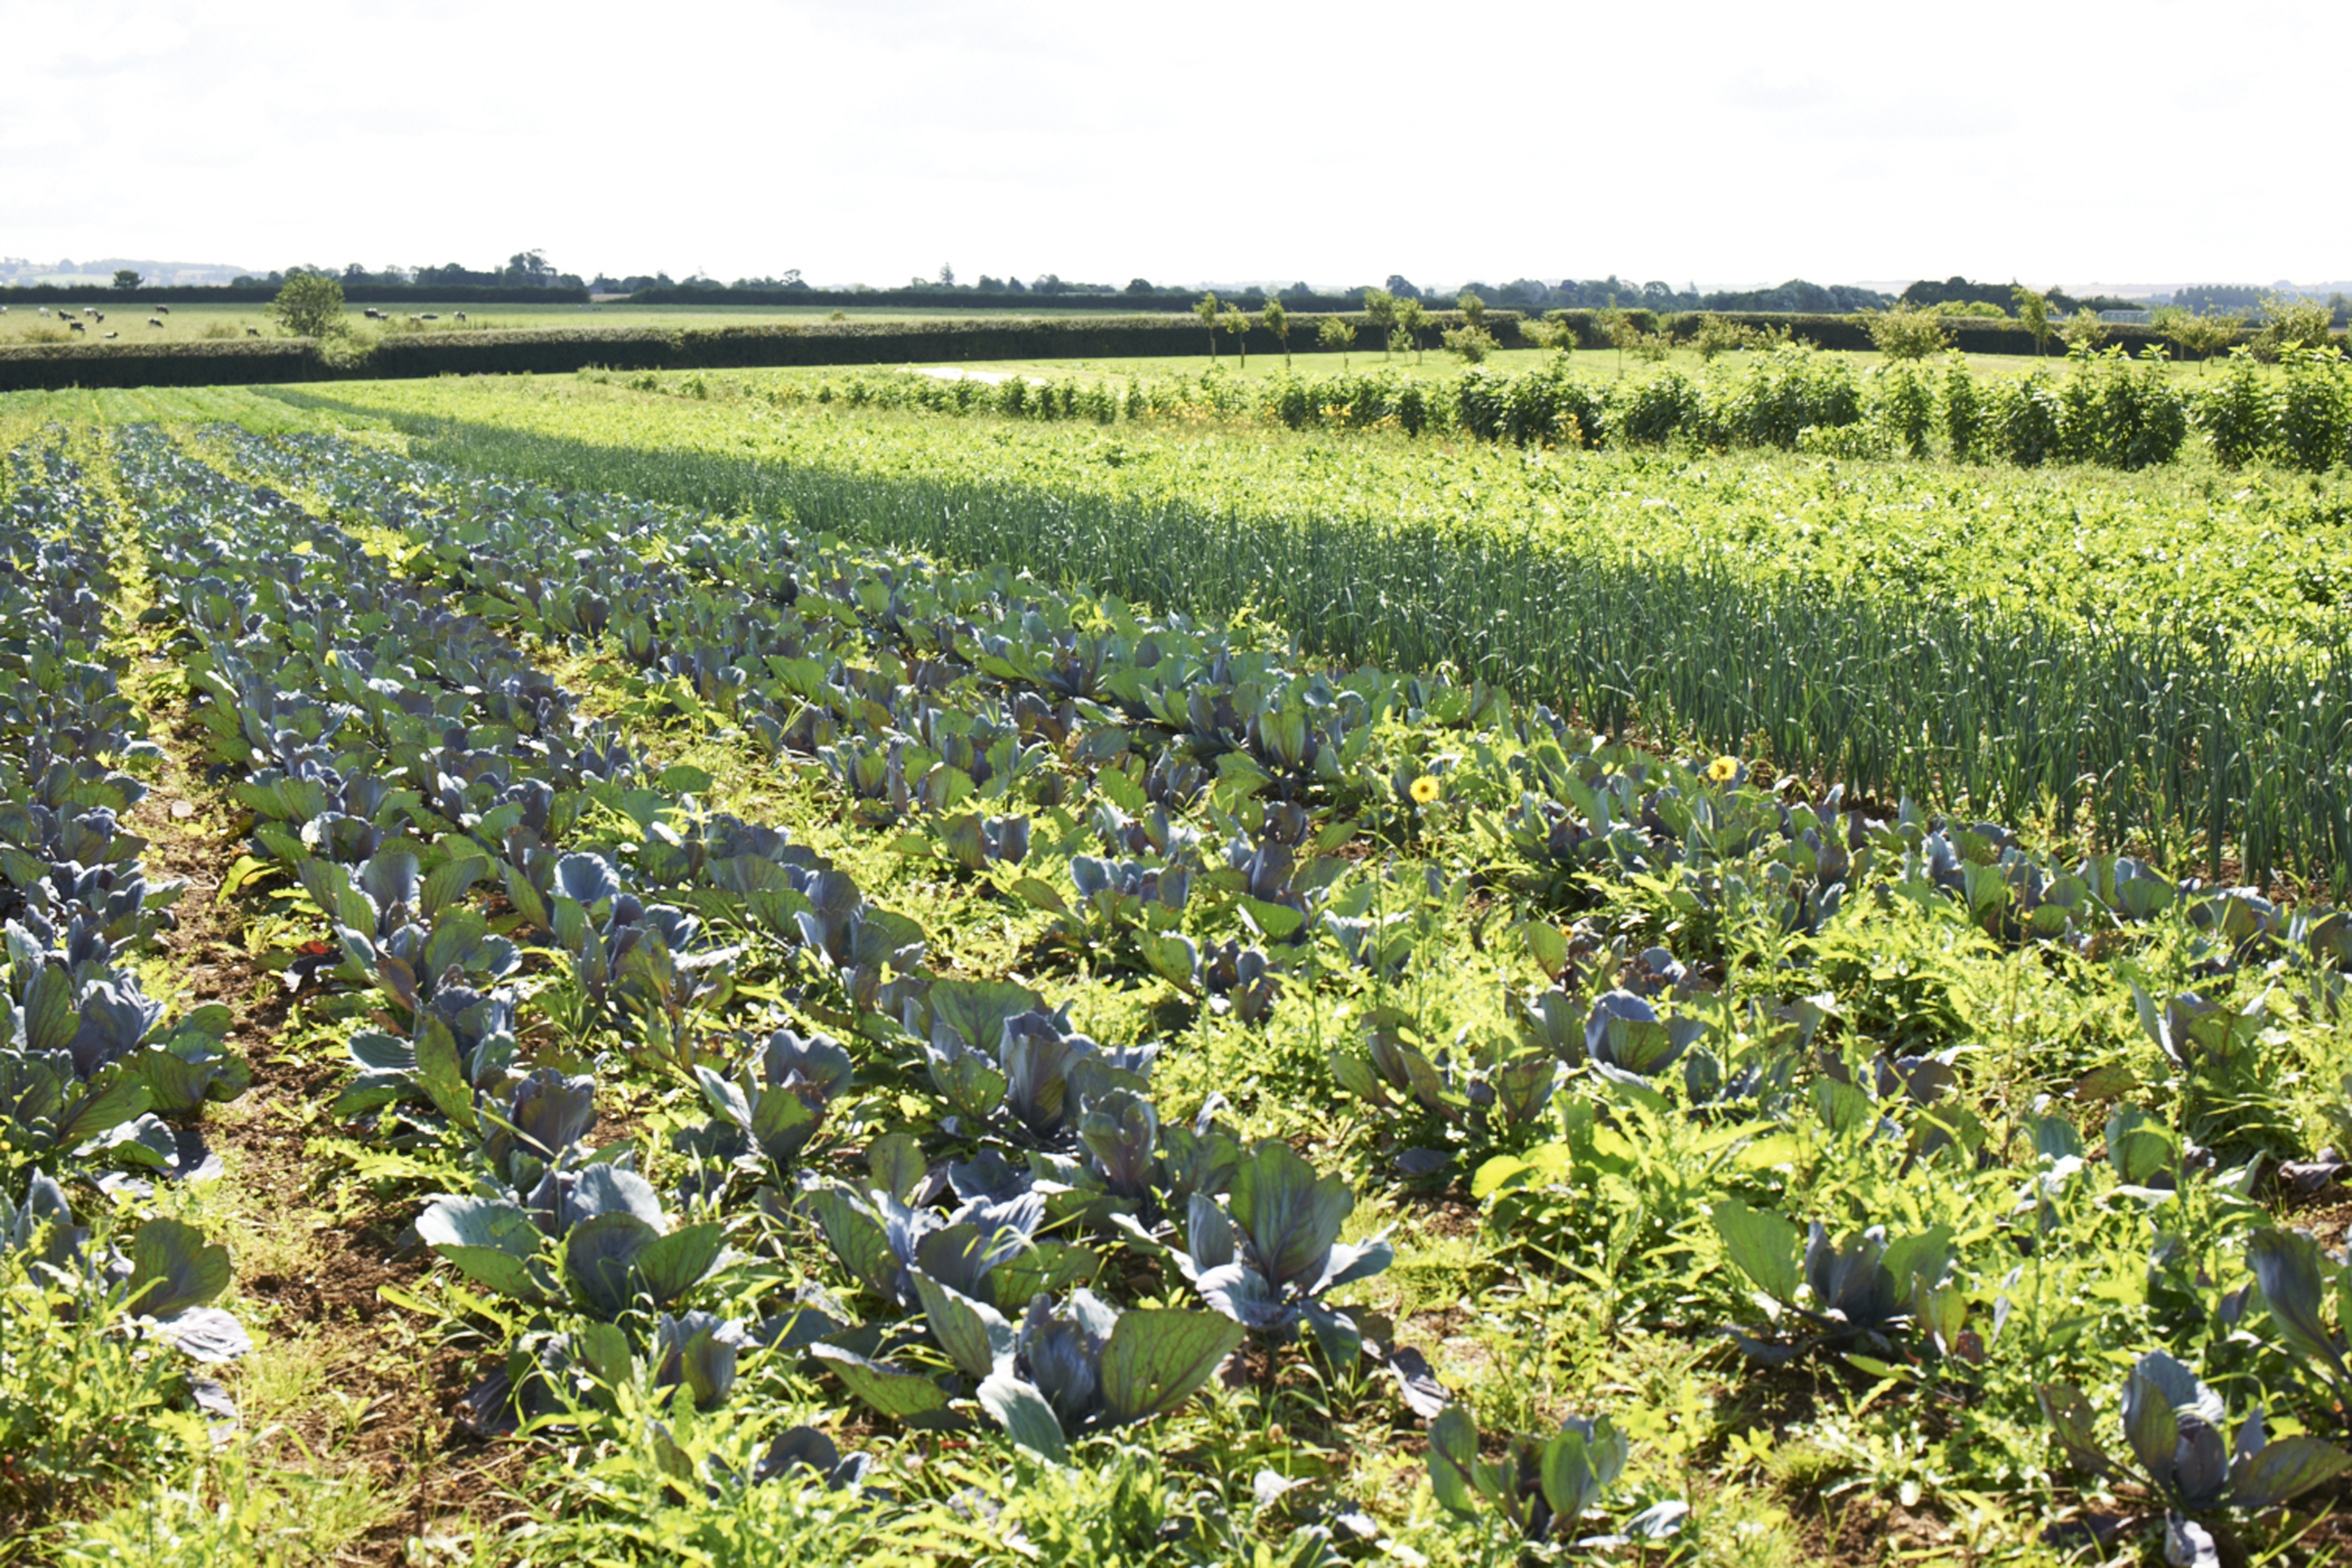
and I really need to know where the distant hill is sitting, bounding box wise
[0,257,254,287]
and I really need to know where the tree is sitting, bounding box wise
[1595,304,1637,377]
[1384,274,1423,301]
[111,268,141,291]
[1194,291,1222,362]
[2153,304,2242,368]
[1861,300,1951,360]
[1456,289,1486,330]
[2013,286,2053,356]
[1395,296,1428,365]
[1259,299,1290,369]
[503,249,556,286]
[1125,278,1155,294]
[1219,304,1250,368]
[1318,315,1357,369]
[1361,287,1397,358]
[1442,323,1497,364]
[2058,307,2109,354]
[1520,313,1579,355]
[268,272,346,338]
[2251,293,2335,362]
[938,264,956,287]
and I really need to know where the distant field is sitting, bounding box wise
[758,342,2246,385]
[0,297,1191,347]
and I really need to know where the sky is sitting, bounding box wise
[4,0,2342,293]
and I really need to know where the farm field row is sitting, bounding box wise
[135,360,2352,890]
[0,300,1199,348]
[10,405,2352,1567]
[773,345,2276,385]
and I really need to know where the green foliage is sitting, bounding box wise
[110,270,140,291]
[1259,298,1289,368]
[1943,350,1983,459]
[2200,350,2276,467]
[23,395,2352,1565]
[1688,312,1779,360]
[1988,368,2062,465]
[1441,323,1497,365]
[1360,286,1397,358]
[2155,303,2245,364]
[1873,362,1936,456]
[2277,346,2352,471]
[1393,296,1428,365]
[2060,307,2111,354]
[2013,285,2053,355]
[1314,314,1356,368]
[266,272,345,339]
[280,362,2352,889]
[2252,293,2337,362]
[1219,304,1250,368]
[1861,300,1951,360]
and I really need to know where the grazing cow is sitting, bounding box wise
[147,317,164,327]
[421,312,439,320]
[82,307,96,317]
[363,308,382,319]
[246,327,260,336]
[454,311,467,321]
[156,305,170,315]
[102,330,117,338]
[68,321,84,333]
[93,312,104,323]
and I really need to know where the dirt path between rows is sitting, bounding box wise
[122,657,522,1560]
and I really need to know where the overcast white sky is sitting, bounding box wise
[4,0,2340,291]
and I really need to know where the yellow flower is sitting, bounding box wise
[1409,775,1441,804]
[1706,756,1740,784]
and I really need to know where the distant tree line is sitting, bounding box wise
[1900,275,2146,318]
[2172,283,2350,326]
[624,268,1899,311]
[1268,275,1900,315]
[230,251,589,291]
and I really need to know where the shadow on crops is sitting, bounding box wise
[256,387,2352,893]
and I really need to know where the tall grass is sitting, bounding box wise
[264,390,2352,892]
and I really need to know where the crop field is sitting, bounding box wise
[6,358,2352,1568]
[0,301,1190,349]
[864,346,2154,385]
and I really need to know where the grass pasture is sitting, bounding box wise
[5,366,2352,1566]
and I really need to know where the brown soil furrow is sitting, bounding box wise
[123,668,518,1561]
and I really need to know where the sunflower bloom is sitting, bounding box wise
[1410,775,1441,804]
[1706,756,1739,784]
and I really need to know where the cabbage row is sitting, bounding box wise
[116,426,1431,1517]
[1,434,253,1463]
[275,371,2352,897]
[27,411,2342,1561]
[155,421,2352,1558]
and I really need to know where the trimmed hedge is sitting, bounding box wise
[11,306,2233,393]
[0,337,322,389]
[0,282,592,307]
[0,312,1512,393]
